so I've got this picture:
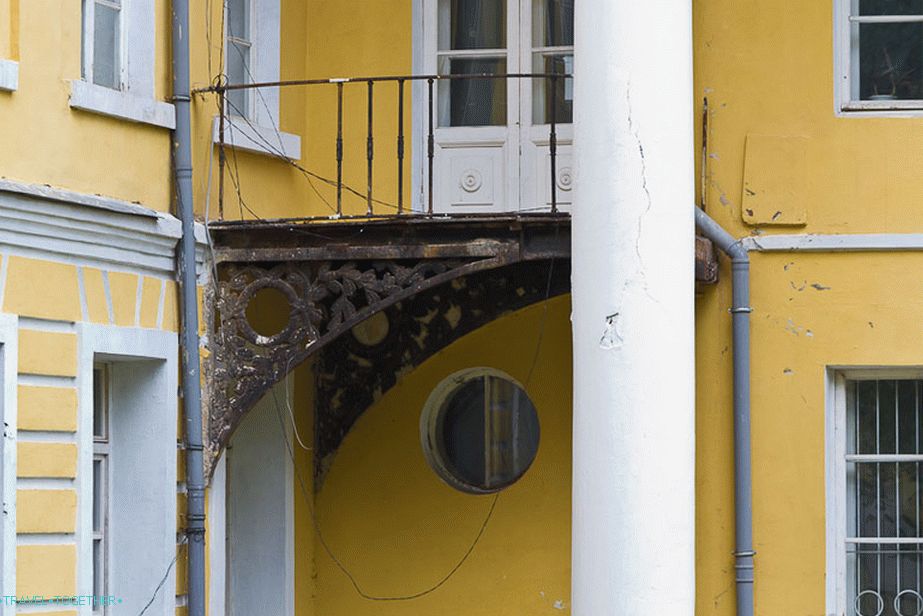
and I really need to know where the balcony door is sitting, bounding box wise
[421,0,574,214]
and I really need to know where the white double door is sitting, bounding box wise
[421,0,574,214]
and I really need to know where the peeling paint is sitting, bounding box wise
[553,600,566,610]
[599,313,623,350]
[784,319,803,336]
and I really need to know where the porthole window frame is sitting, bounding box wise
[420,367,540,495]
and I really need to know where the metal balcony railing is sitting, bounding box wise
[198,72,572,221]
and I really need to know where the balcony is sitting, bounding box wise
[198,73,717,470]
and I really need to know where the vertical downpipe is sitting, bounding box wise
[692,207,754,616]
[570,0,696,614]
[171,1,206,615]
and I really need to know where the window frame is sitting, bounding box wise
[76,324,178,616]
[214,0,302,159]
[835,0,923,115]
[826,368,923,616]
[92,364,110,616]
[72,0,175,128]
[81,0,127,91]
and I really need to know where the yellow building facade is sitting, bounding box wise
[1,0,922,615]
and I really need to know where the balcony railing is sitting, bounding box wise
[197,72,572,221]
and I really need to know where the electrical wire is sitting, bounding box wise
[136,534,189,616]
[268,384,500,602]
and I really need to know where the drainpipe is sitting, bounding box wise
[171,1,206,615]
[694,207,753,616]
[571,0,695,613]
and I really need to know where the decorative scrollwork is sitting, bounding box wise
[205,257,502,473]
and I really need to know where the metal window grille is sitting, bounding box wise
[846,379,923,616]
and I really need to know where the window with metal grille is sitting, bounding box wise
[831,376,923,616]
[836,0,923,112]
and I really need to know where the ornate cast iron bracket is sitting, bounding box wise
[205,245,521,475]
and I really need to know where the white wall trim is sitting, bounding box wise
[0,60,18,93]
[69,80,175,129]
[0,313,17,616]
[76,324,178,616]
[743,233,923,252]
[0,179,208,278]
[207,453,227,616]
[211,116,301,160]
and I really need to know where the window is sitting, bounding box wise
[837,0,923,112]
[226,0,252,119]
[423,0,574,212]
[92,365,110,615]
[78,325,178,616]
[213,0,301,159]
[421,368,540,493]
[829,375,923,616]
[82,0,122,90]
[73,0,175,127]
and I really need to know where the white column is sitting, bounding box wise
[570,0,696,614]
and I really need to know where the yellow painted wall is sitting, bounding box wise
[0,0,172,210]
[313,296,572,615]
[692,3,923,613]
[191,0,414,222]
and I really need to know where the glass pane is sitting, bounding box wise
[532,53,573,124]
[92,2,120,89]
[433,374,540,491]
[93,367,106,439]
[437,378,486,486]
[440,0,506,50]
[438,57,507,127]
[93,458,102,532]
[93,538,102,596]
[228,0,250,40]
[857,22,923,100]
[533,0,574,47]
[227,41,250,117]
[860,0,923,15]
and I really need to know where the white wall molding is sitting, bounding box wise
[743,233,923,252]
[69,80,176,129]
[0,60,18,92]
[0,179,208,279]
[211,115,301,160]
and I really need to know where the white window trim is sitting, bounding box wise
[825,367,923,616]
[0,59,17,92]
[211,115,301,160]
[212,0,301,159]
[0,314,17,616]
[76,324,178,616]
[834,0,923,117]
[70,80,176,129]
[73,0,175,128]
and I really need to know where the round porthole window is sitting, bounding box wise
[421,368,540,494]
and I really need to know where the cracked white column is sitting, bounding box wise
[570,0,696,614]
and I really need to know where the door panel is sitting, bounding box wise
[423,0,572,214]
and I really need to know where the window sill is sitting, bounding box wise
[0,59,18,92]
[69,80,176,129]
[838,99,923,118]
[211,116,302,160]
